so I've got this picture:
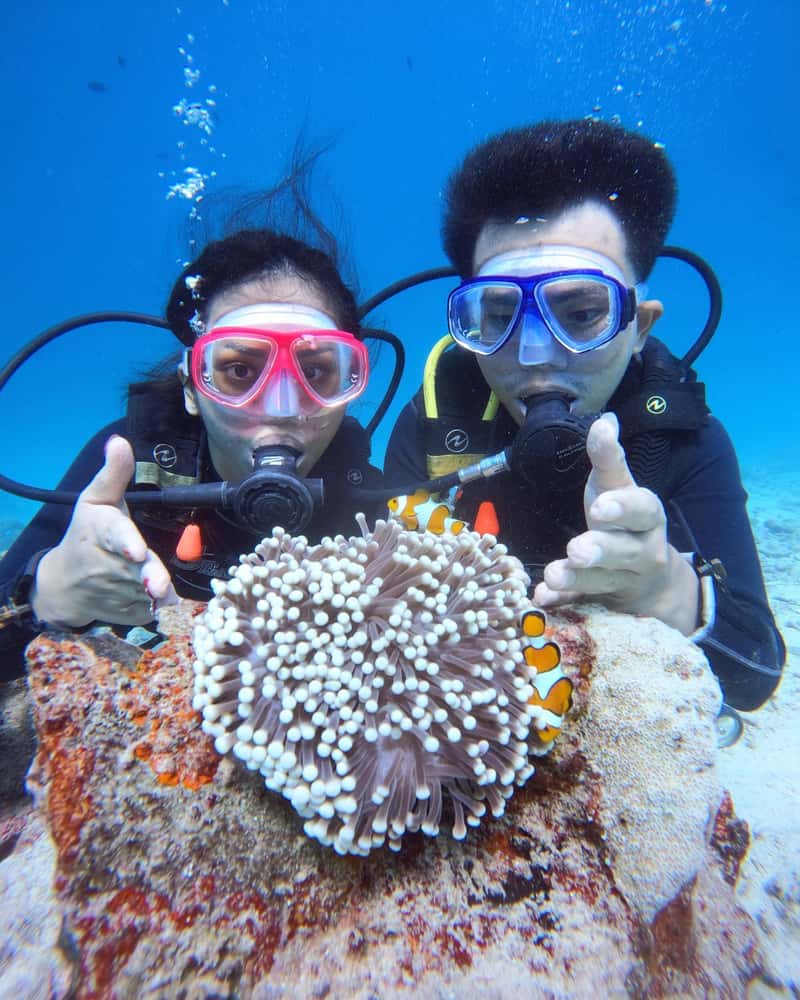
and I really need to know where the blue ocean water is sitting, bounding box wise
[0,0,795,527]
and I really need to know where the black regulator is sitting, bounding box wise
[123,446,324,536]
[509,393,597,496]
[234,447,322,533]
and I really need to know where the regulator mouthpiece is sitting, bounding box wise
[229,446,323,535]
[510,393,596,493]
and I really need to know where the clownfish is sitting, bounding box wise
[387,489,467,535]
[520,609,573,744]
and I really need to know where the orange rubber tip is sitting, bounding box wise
[474,500,500,536]
[176,523,203,562]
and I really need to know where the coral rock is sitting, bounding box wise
[2,601,768,998]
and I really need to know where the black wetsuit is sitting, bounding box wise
[384,345,785,711]
[0,414,383,681]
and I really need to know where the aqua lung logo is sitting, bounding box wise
[445,429,469,454]
[347,468,363,485]
[153,443,178,469]
[554,441,587,471]
[645,395,668,415]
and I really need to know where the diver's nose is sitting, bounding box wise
[259,370,304,418]
[516,308,565,367]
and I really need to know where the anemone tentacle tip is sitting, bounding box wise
[193,520,556,854]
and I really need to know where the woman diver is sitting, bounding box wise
[0,224,382,678]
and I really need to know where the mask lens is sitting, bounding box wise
[199,335,276,403]
[448,281,522,354]
[537,276,619,348]
[193,328,368,411]
[291,335,367,405]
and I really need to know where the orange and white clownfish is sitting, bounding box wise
[520,609,573,744]
[387,489,467,535]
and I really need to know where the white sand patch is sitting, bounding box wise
[717,463,800,992]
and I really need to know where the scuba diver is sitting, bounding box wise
[0,121,785,725]
[384,118,785,712]
[0,227,383,679]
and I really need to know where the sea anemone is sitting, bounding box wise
[192,514,545,855]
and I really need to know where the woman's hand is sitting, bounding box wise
[31,436,178,628]
[533,412,700,635]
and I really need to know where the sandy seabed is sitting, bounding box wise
[718,463,800,992]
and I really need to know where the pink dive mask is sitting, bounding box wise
[190,320,369,418]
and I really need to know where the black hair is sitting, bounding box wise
[442,119,677,281]
[165,228,361,346]
[165,141,360,345]
[131,143,361,417]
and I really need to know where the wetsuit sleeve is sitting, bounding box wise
[0,419,126,681]
[384,399,428,489]
[665,417,785,710]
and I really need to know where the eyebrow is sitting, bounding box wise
[214,340,271,356]
[545,284,609,301]
[295,344,337,355]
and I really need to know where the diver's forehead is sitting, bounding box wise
[472,201,634,282]
[205,276,337,330]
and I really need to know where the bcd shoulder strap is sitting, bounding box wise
[613,337,709,496]
[415,336,501,478]
[126,381,204,488]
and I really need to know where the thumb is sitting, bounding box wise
[585,412,635,493]
[80,435,135,508]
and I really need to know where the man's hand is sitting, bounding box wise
[31,436,178,627]
[533,412,700,635]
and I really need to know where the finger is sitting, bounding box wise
[533,580,581,607]
[544,553,634,597]
[155,582,180,610]
[566,530,654,574]
[586,413,636,493]
[542,558,578,592]
[548,565,637,598]
[79,435,135,509]
[139,550,174,601]
[99,513,148,564]
[589,487,665,533]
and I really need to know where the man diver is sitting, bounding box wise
[385,118,784,711]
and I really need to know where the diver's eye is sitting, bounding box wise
[566,307,607,326]
[485,307,516,324]
[226,362,255,381]
[301,363,326,382]
[543,282,613,340]
[210,358,263,394]
[200,337,273,397]
[297,349,340,391]
[480,295,518,340]
[481,312,515,343]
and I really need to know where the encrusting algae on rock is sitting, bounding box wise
[5,598,766,998]
[192,515,572,855]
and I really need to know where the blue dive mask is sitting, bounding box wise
[447,269,638,357]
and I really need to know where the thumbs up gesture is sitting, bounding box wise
[31,436,178,628]
[533,413,700,635]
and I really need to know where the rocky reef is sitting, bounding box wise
[0,601,766,998]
